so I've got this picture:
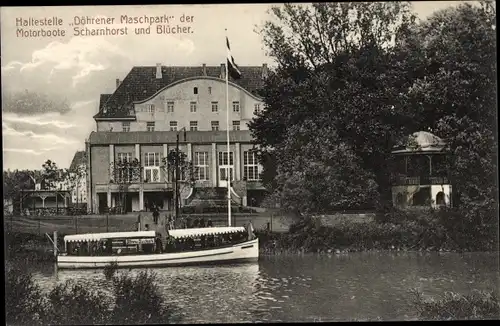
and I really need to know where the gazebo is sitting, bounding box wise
[391,131,452,208]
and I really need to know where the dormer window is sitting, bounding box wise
[194,87,198,95]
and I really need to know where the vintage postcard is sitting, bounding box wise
[2,2,498,324]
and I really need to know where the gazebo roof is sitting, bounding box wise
[392,131,446,154]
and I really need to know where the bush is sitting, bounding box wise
[409,289,500,320]
[5,261,181,325]
[48,281,111,325]
[5,263,46,325]
[111,270,179,324]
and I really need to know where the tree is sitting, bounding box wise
[251,2,418,210]
[399,2,497,245]
[41,160,61,190]
[162,149,196,210]
[3,170,36,215]
[267,120,379,214]
[67,164,87,208]
[110,158,142,214]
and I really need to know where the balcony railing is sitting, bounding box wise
[392,175,449,186]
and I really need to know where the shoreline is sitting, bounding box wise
[5,229,498,265]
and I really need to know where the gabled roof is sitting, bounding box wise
[94,64,267,120]
[69,151,87,171]
[99,94,112,111]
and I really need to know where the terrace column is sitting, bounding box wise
[109,144,115,182]
[107,190,111,208]
[135,144,140,161]
[427,155,433,176]
[39,195,48,208]
[212,143,217,187]
[187,143,192,161]
[235,142,241,180]
[139,188,144,211]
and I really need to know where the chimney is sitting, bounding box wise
[156,63,162,79]
[220,63,226,79]
[116,78,121,89]
[202,63,207,76]
[262,63,268,79]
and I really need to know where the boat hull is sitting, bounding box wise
[57,238,259,269]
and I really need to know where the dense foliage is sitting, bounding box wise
[250,2,497,218]
[258,208,498,254]
[5,262,180,325]
[409,289,500,320]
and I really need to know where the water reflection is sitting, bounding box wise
[30,252,499,323]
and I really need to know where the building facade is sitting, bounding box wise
[391,131,452,208]
[69,151,88,205]
[86,63,267,214]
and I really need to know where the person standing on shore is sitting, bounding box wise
[246,220,255,241]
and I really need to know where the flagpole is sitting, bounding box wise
[225,29,232,227]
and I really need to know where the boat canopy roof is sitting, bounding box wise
[169,227,246,239]
[64,231,157,243]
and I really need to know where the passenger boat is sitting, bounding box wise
[57,227,259,269]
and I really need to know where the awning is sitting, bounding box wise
[168,227,246,239]
[64,231,157,243]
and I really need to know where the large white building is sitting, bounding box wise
[86,63,268,214]
[69,151,87,205]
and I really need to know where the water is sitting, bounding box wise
[31,252,499,323]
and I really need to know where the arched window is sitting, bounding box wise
[436,191,445,206]
[193,87,198,95]
[412,188,431,206]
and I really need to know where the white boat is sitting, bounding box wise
[57,227,259,269]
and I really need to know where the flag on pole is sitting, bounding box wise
[226,36,242,80]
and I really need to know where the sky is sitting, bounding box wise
[1,2,468,171]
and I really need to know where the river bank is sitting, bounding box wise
[256,209,498,255]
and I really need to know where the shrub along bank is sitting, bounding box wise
[257,208,498,254]
[409,289,500,320]
[5,261,180,325]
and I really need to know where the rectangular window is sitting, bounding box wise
[115,152,133,183]
[232,101,240,113]
[170,121,177,131]
[232,120,240,131]
[211,121,219,131]
[190,101,197,113]
[211,101,218,112]
[190,121,198,131]
[254,104,261,114]
[147,104,155,113]
[144,152,160,167]
[208,87,212,95]
[122,122,130,132]
[218,151,234,181]
[194,152,209,181]
[167,101,174,113]
[144,152,161,183]
[244,151,260,181]
[218,151,234,165]
[146,122,155,132]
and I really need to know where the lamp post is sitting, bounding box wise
[174,127,187,224]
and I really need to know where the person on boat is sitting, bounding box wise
[155,234,163,253]
[246,221,255,241]
[200,217,206,228]
[193,218,200,228]
[207,218,213,227]
[144,224,150,231]
[186,217,192,229]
